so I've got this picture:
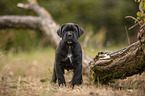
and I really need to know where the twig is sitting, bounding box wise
[17,3,30,9]
[129,22,140,30]
[125,16,139,23]
[125,26,130,45]
[125,16,141,30]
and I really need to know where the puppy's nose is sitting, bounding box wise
[67,33,73,37]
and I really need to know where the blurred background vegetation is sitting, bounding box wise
[0,0,139,52]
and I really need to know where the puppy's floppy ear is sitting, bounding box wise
[75,24,84,38]
[57,28,61,38]
[57,24,65,38]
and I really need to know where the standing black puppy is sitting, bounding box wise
[51,23,84,86]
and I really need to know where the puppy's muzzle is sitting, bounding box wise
[66,32,73,39]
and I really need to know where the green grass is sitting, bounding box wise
[0,47,144,96]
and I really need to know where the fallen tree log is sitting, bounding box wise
[89,40,145,84]
[89,13,145,84]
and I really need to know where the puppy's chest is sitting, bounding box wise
[61,51,77,69]
[64,53,73,64]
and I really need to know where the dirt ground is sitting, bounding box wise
[0,48,144,96]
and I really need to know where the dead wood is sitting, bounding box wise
[89,40,145,84]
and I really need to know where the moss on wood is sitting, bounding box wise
[89,43,145,84]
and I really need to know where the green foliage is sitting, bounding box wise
[135,0,145,22]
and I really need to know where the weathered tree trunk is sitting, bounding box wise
[89,38,145,84]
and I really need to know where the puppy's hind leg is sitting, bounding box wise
[51,64,57,83]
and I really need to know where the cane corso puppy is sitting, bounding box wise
[51,23,84,86]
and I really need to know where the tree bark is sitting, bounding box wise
[0,16,41,30]
[89,40,145,84]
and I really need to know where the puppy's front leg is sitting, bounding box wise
[56,64,66,86]
[72,64,82,86]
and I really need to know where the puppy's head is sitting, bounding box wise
[57,23,84,48]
